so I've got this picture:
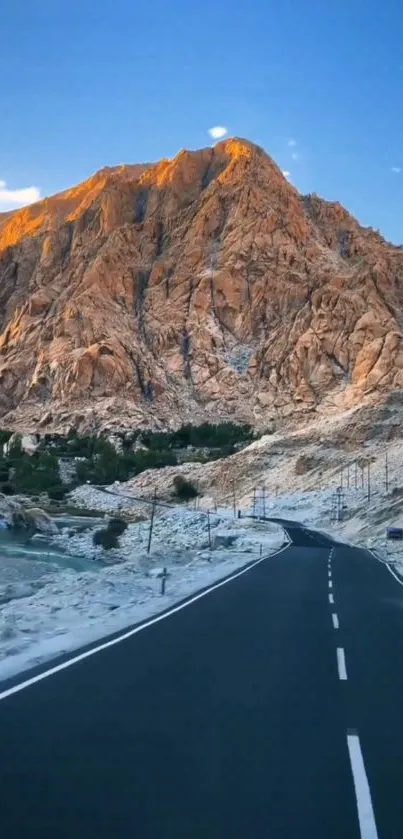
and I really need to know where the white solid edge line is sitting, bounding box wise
[347,732,379,838]
[0,541,291,702]
[337,647,348,680]
[329,593,334,604]
[368,549,403,587]
[332,613,339,629]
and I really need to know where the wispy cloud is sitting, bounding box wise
[0,180,41,211]
[282,170,291,179]
[208,126,228,140]
[288,139,297,147]
[291,152,299,161]
[391,166,401,174]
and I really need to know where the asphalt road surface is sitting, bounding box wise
[1,521,403,838]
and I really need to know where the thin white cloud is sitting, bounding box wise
[0,180,41,211]
[291,152,299,160]
[288,138,297,147]
[282,170,291,179]
[391,166,401,174]
[208,126,228,140]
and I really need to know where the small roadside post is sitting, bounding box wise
[160,566,169,595]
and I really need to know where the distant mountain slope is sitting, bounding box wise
[1,137,403,433]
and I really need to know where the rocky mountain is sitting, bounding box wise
[1,137,403,434]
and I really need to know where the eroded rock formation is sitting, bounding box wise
[1,138,403,432]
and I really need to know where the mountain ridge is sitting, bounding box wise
[1,137,403,434]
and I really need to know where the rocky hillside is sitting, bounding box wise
[1,137,403,434]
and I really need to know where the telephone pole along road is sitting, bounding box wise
[1,521,403,838]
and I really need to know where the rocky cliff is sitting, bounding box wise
[1,138,403,433]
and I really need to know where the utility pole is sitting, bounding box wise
[147,488,157,554]
[385,452,389,494]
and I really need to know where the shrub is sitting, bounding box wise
[0,483,15,495]
[108,517,128,536]
[47,486,68,501]
[173,475,199,501]
[93,528,119,550]
[12,451,61,494]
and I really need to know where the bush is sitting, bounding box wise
[108,517,128,536]
[0,483,15,495]
[92,516,128,550]
[173,475,199,501]
[47,486,68,501]
[93,528,119,550]
[12,451,61,494]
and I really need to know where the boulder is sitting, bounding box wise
[0,493,58,534]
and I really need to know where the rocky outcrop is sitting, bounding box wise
[0,495,58,534]
[1,137,403,433]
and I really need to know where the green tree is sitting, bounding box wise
[13,451,61,494]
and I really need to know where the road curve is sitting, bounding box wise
[0,524,403,838]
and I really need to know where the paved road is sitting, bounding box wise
[0,524,403,837]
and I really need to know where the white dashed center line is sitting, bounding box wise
[347,731,379,838]
[332,613,339,629]
[329,580,333,589]
[329,593,334,604]
[337,647,348,680]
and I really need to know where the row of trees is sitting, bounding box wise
[0,421,255,497]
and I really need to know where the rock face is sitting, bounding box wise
[1,137,403,433]
[0,494,58,534]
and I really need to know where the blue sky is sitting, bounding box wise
[1,0,402,242]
